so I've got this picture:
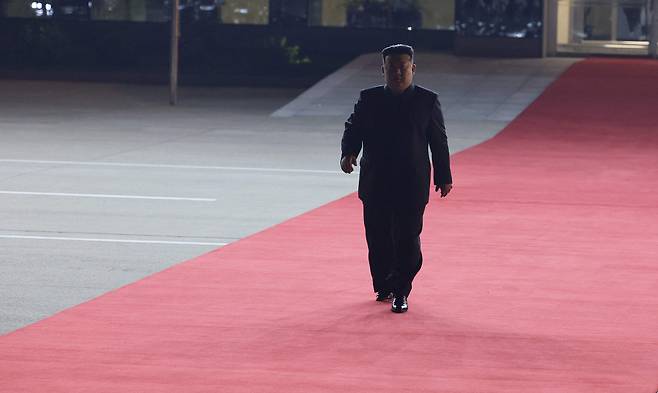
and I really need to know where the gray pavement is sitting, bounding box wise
[0,53,579,335]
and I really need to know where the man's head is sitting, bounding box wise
[381,44,416,95]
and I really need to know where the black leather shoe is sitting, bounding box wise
[391,296,408,313]
[375,291,393,302]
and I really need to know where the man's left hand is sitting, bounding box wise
[435,184,453,198]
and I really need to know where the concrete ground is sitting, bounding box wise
[0,53,579,335]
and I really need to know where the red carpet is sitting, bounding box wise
[2,58,657,392]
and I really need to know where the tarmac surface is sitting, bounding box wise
[0,52,579,335]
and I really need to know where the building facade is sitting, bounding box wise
[1,0,657,57]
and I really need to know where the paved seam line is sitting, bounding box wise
[0,228,238,240]
[0,159,340,174]
[0,191,216,202]
[0,235,227,246]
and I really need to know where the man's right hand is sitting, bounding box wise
[340,155,357,174]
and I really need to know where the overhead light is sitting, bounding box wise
[603,43,646,49]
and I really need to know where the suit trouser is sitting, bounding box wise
[363,203,425,297]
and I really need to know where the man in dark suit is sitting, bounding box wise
[340,44,453,313]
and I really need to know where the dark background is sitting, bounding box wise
[0,0,546,86]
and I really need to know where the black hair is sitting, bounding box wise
[381,44,414,62]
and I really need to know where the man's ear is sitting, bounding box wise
[381,65,385,75]
[412,63,416,74]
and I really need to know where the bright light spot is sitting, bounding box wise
[406,26,412,31]
[235,7,248,14]
[31,1,37,8]
[45,3,51,10]
[36,2,42,9]
[506,31,525,38]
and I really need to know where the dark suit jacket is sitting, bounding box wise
[341,84,452,207]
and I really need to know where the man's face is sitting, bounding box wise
[382,54,415,94]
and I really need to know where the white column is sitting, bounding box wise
[649,0,658,59]
[544,0,559,56]
[611,0,619,41]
